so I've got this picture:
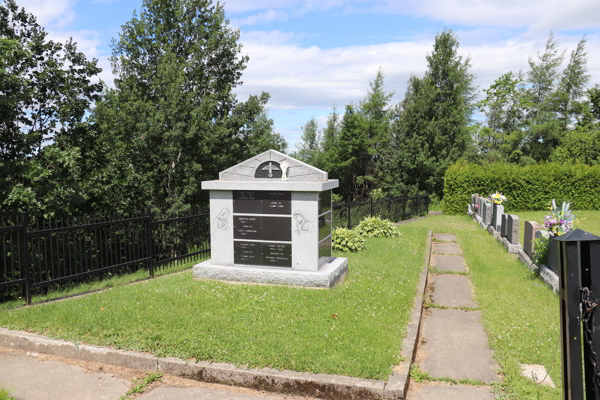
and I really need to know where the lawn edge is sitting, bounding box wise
[0,232,433,400]
[383,230,432,399]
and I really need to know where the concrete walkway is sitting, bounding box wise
[407,233,500,399]
[0,347,319,400]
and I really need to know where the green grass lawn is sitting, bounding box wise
[510,210,600,245]
[0,226,428,380]
[410,214,561,399]
[0,387,15,400]
[0,254,209,311]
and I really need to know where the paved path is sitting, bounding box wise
[407,233,500,399]
[0,347,318,400]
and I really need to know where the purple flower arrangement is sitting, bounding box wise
[544,200,574,236]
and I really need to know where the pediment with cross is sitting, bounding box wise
[219,150,328,181]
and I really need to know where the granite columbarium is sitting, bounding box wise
[193,150,348,288]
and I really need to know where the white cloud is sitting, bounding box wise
[401,0,600,33]
[234,31,600,127]
[241,30,303,45]
[16,0,77,28]
[222,0,600,33]
[232,9,288,26]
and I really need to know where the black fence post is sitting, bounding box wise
[388,195,392,219]
[370,196,373,218]
[21,212,31,305]
[555,229,600,400]
[146,207,154,278]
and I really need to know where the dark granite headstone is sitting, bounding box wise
[501,214,508,238]
[547,235,557,272]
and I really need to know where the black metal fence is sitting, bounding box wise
[0,209,210,305]
[333,194,429,229]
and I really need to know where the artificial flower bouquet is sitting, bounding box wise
[544,200,575,236]
[488,192,507,205]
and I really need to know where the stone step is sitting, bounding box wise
[408,382,495,399]
[430,275,476,309]
[419,309,500,383]
[430,255,466,273]
[432,242,461,255]
[433,233,456,242]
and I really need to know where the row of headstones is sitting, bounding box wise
[467,194,542,258]
[467,194,559,292]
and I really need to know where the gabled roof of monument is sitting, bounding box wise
[219,150,328,181]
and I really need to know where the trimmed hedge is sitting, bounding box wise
[443,162,600,215]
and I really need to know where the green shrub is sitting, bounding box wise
[332,228,366,252]
[443,161,600,215]
[532,235,549,265]
[355,216,400,238]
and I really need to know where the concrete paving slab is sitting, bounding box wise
[520,364,555,388]
[432,242,461,255]
[139,387,293,400]
[433,233,456,242]
[420,309,500,383]
[431,275,477,308]
[0,350,129,400]
[430,255,466,272]
[408,383,495,399]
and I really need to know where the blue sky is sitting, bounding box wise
[16,0,600,150]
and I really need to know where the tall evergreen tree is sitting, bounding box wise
[382,29,475,198]
[527,32,564,122]
[555,36,590,129]
[323,70,393,200]
[321,105,340,154]
[294,116,320,164]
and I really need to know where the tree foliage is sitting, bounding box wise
[86,0,284,215]
[381,29,475,197]
[473,33,593,166]
[0,0,102,216]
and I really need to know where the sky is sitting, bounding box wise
[14,0,600,151]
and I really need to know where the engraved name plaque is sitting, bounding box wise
[233,216,261,240]
[234,241,292,267]
[234,241,262,265]
[233,191,291,215]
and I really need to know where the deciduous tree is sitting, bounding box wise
[89,0,281,215]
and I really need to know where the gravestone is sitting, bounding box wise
[193,150,347,288]
[468,204,473,216]
[483,203,493,226]
[480,199,486,220]
[547,235,558,272]
[507,215,520,245]
[524,221,542,258]
[501,214,508,238]
[471,194,476,207]
[478,198,484,217]
[492,204,504,231]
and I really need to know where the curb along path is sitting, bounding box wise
[407,233,500,400]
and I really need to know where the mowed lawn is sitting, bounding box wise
[0,225,429,380]
[410,214,562,399]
